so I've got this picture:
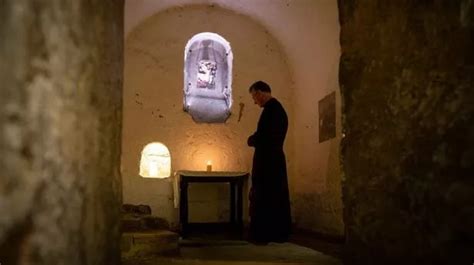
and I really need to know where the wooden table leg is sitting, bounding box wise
[230,181,236,224]
[180,180,188,238]
[237,178,243,238]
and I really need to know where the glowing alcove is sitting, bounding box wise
[184,32,233,123]
[139,142,171,179]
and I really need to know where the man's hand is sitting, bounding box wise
[247,134,257,147]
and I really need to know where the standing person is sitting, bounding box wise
[247,80,291,244]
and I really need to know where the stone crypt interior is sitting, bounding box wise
[0,1,473,265]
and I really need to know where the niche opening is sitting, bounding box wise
[183,32,233,123]
[139,142,171,179]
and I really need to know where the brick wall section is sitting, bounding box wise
[338,0,474,264]
[0,1,124,264]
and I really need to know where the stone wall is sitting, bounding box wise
[290,1,344,238]
[125,1,344,237]
[339,0,474,264]
[123,5,293,226]
[0,1,123,264]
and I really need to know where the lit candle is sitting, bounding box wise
[206,160,212,172]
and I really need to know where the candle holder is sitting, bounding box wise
[206,161,212,172]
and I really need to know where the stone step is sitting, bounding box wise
[122,214,170,232]
[122,204,152,215]
[121,230,179,258]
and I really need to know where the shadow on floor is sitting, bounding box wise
[290,229,344,260]
[179,238,341,264]
[123,226,344,265]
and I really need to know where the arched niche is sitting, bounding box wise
[183,32,233,123]
[139,142,171,179]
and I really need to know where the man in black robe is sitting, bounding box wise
[247,81,291,244]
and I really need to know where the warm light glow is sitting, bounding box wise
[139,142,171,178]
[180,142,242,172]
[206,160,212,172]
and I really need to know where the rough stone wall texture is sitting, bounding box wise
[339,0,474,264]
[123,5,293,226]
[291,88,344,237]
[0,1,123,264]
[290,2,344,238]
[125,1,344,237]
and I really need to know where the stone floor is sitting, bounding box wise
[123,238,342,265]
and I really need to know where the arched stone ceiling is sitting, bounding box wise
[125,0,341,97]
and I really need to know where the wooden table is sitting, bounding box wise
[177,170,249,238]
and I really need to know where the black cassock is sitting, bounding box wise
[247,97,291,243]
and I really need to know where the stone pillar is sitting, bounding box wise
[0,1,124,264]
[339,1,474,264]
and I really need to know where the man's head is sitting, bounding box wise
[249,81,272,107]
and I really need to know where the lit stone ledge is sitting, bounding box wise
[121,230,179,258]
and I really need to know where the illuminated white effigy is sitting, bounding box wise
[184,32,233,123]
